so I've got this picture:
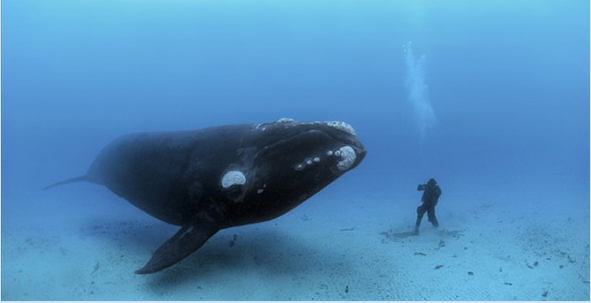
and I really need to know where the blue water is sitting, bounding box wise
[2,0,589,300]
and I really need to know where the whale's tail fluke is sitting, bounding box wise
[44,176,89,190]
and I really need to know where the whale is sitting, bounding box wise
[46,118,366,274]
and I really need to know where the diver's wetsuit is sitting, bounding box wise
[415,179,441,234]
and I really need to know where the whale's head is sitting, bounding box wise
[263,118,367,175]
[221,118,366,225]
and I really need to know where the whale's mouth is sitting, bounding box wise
[258,117,366,173]
[319,120,366,170]
[315,120,365,172]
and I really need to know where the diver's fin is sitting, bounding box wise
[44,176,89,190]
[135,214,220,274]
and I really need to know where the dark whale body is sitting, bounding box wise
[46,119,366,274]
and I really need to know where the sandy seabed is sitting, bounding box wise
[1,185,589,301]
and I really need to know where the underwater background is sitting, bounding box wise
[2,0,589,300]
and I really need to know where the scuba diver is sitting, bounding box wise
[414,178,441,235]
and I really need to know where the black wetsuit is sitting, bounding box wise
[415,182,441,232]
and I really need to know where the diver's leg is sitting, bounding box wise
[427,206,439,228]
[415,205,427,234]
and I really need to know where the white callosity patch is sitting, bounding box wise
[324,121,357,136]
[221,170,246,189]
[276,117,296,123]
[256,118,296,131]
[257,184,267,194]
[254,124,267,131]
[261,119,357,137]
[336,146,356,171]
[280,120,356,135]
[294,145,356,173]
[294,156,322,172]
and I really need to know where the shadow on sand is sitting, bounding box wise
[80,218,351,292]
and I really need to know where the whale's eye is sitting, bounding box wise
[221,170,246,188]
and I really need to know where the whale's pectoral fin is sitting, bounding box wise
[135,214,219,274]
[44,175,89,190]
